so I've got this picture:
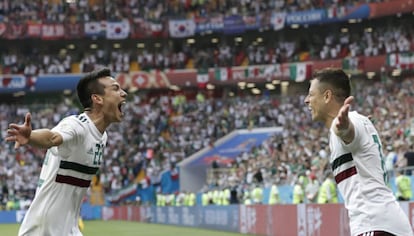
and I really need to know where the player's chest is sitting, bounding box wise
[75,138,106,167]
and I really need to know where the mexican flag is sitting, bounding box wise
[387,53,414,70]
[289,63,312,82]
[244,66,264,79]
[107,183,137,203]
[196,68,209,88]
[342,57,362,73]
[215,67,232,81]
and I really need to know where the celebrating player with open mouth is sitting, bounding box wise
[6,68,127,236]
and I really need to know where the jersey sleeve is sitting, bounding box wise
[331,112,363,152]
[52,116,84,142]
[339,112,366,152]
[51,116,86,157]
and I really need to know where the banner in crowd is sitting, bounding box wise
[41,24,65,40]
[65,23,84,39]
[34,74,81,92]
[26,23,41,38]
[130,19,165,38]
[242,15,262,31]
[116,70,171,89]
[168,19,196,38]
[221,64,285,82]
[84,21,106,38]
[223,15,245,35]
[323,4,370,24]
[282,4,370,26]
[27,23,66,39]
[342,57,364,74]
[2,201,413,235]
[0,23,5,37]
[106,21,130,39]
[107,184,137,204]
[214,67,232,82]
[137,205,240,231]
[285,9,326,26]
[368,0,414,18]
[2,23,26,39]
[196,68,209,88]
[387,53,414,70]
[0,55,404,94]
[198,205,240,232]
[0,75,27,93]
[0,1,405,41]
[194,15,224,34]
[271,13,286,31]
[289,63,312,82]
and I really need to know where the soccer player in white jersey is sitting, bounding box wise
[304,68,413,236]
[6,68,127,236]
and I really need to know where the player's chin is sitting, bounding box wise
[311,112,318,121]
[114,112,124,122]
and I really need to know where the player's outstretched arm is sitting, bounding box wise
[6,112,63,149]
[333,96,355,144]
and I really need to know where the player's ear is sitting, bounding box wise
[323,89,332,103]
[91,94,103,105]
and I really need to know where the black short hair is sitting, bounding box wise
[77,68,111,109]
[312,68,351,102]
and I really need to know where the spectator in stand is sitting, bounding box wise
[316,171,338,204]
[395,170,412,201]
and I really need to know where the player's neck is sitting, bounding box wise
[324,106,341,129]
[84,111,108,134]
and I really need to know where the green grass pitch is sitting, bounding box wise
[0,220,249,236]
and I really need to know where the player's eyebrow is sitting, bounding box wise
[110,83,120,89]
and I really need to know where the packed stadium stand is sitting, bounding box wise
[0,0,413,216]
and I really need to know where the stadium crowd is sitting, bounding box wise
[1,15,413,75]
[0,0,410,74]
[0,73,413,208]
[0,0,385,23]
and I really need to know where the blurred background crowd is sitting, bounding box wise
[1,75,413,208]
[0,0,412,75]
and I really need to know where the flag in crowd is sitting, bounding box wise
[289,63,312,82]
[107,184,137,204]
[387,53,414,70]
[342,57,363,74]
[84,21,106,37]
[106,21,130,39]
[168,19,196,38]
[196,68,209,88]
[326,6,347,18]
[0,5,387,40]
[215,67,232,81]
[244,66,264,79]
[271,13,286,31]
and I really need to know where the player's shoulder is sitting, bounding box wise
[62,113,88,124]
[349,111,370,123]
[58,114,90,131]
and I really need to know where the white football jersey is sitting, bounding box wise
[329,111,413,236]
[19,113,107,236]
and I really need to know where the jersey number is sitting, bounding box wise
[93,143,104,165]
[372,134,387,183]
